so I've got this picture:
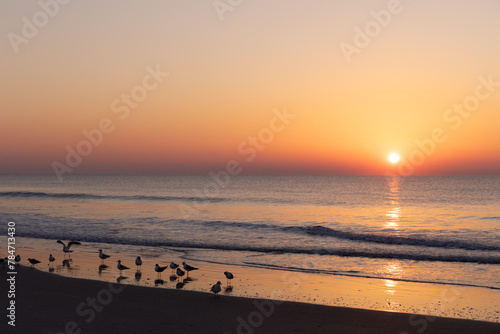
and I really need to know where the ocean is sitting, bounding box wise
[1,175,499,290]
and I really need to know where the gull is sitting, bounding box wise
[155,264,168,278]
[169,262,179,274]
[176,268,185,280]
[135,256,143,271]
[224,271,234,285]
[117,260,129,273]
[15,255,21,263]
[28,258,41,268]
[49,254,55,267]
[57,240,81,258]
[182,262,198,276]
[98,249,110,263]
[211,281,222,296]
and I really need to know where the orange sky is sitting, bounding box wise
[1,0,499,176]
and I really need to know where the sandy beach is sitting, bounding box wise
[6,237,499,322]
[0,265,498,334]
[1,237,499,334]
[3,0,500,332]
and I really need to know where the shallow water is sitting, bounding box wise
[1,175,499,291]
[6,236,499,323]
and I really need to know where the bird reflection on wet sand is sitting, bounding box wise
[98,264,108,275]
[117,276,127,283]
[183,276,195,283]
[62,259,71,269]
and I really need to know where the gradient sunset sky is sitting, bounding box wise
[1,0,499,175]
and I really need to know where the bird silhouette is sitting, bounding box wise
[211,281,222,296]
[176,268,185,281]
[98,249,110,263]
[49,254,55,267]
[182,262,198,276]
[169,262,179,274]
[135,256,143,271]
[224,271,234,285]
[155,264,168,278]
[117,260,129,273]
[57,240,81,258]
[28,258,41,268]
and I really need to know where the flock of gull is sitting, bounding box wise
[4,240,235,295]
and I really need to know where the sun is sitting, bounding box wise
[388,153,400,164]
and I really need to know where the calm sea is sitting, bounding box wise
[1,175,499,289]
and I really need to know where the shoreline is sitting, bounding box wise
[2,265,500,334]
[2,236,500,325]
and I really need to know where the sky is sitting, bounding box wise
[1,0,499,176]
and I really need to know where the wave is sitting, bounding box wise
[0,191,299,205]
[0,191,228,203]
[197,220,500,252]
[287,225,500,251]
[6,210,498,253]
[480,216,500,220]
[16,232,500,265]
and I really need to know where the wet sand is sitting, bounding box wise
[6,237,500,324]
[1,265,499,334]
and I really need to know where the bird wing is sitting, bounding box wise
[56,240,65,246]
[68,241,81,248]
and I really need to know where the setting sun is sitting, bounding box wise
[389,153,400,164]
